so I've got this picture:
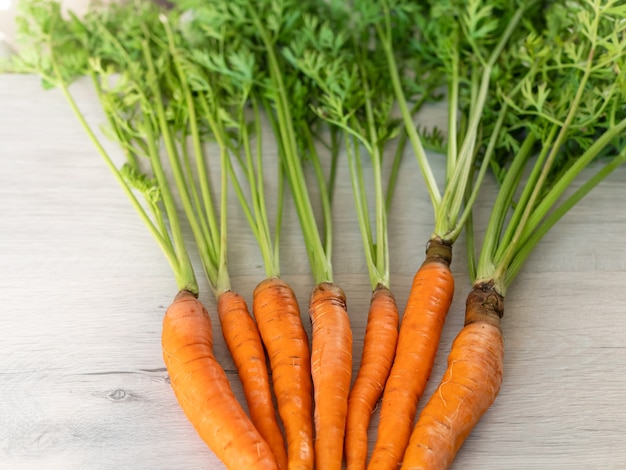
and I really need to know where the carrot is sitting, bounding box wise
[365,3,537,467]
[217,290,289,470]
[162,289,279,470]
[281,14,420,468]
[308,282,353,470]
[193,14,316,465]
[345,284,399,470]
[243,3,353,469]
[144,19,292,468]
[238,4,357,468]
[367,238,454,470]
[220,93,315,467]
[29,7,282,467]
[253,277,314,469]
[401,4,626,466]
[400,282,504,470]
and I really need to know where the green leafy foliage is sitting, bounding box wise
[11,0,625,294]
[471,0,626,292]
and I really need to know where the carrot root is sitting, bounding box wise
[345,284,399,470]
[162,289,278,470]
[368,238,454,470]
[309,282,353,470]
[217,290,288,470]
[400,282,504,470]
[253,277,315,470]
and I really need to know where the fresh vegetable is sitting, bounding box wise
[253,277,314,468]
[173,1,348,467]
[231,91,315,470]
[369,239,454,469]
[12,0,626,468]
[13,2,283,468]
[154,16,288,467]
[307,281,353,469]
[175,5,316,464]
[229,95,316,468]
[400,306,504,470]
[282,10,436,467]
[163,290,280,470]
[402,1,626,467]
[231,1,353,467]
[363,1,539,467]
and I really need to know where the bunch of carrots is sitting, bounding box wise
[11,0,626,468]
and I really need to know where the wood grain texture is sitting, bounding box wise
[1,74,626,469]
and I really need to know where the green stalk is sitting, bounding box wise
[385,128,407,213]
[522,119,626,239]
[519,117,626,248]
[435,4,528,240]
[246,1,332,284]
[505,148,626,288]
[228,95,281,278]
[251,99,275,271]
[197,95,230,255]
[327,127,341,204]
[452,102,511,245]
[345,133,379,287]
[261,95,287,272]
[377,4,441,210]
[216,127,232,295]
[142,39,226,290]
[491,15,601,281]
[304,126,334,261]
[464,187,477,283]
[385,86,438,212]
[162,17,219,265]
[359,57,389,286]
[492,125,558,261]
[140,114,198,295]
[49,46,197,293]
[445,47,460,180]
[475,130,536,282]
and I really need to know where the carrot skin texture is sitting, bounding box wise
[368,239,454,470]
[401,283,504,470]
[309,282,353,470]
[253,277,315,470]
[400,322,503,470]
[217,290,289,470]
[345,285,399,470]
[162,290,278,470]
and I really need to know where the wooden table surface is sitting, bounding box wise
[2,73,626,470]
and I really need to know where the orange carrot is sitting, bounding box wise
[162,289,278,470]
[345,284,399,470]
[217,290,288,470]
[253,276,315,470]
[400,282,504,470]
[309,282,353,470]
[368,238,454,470]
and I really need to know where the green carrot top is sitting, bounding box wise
[375,0,542,245]
[466,0,626,296]
[13,0,202,295]
[282,4,440,290]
